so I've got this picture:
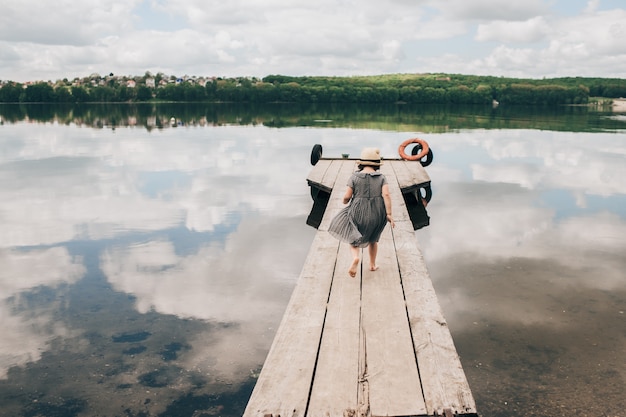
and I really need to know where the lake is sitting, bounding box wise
[0,103,625,417]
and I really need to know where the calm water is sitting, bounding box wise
[0,104,625,417]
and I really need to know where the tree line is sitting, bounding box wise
[1,73,625,105]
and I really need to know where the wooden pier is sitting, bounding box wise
[244,158,477,417]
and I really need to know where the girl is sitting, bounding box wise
[328,148,395,277]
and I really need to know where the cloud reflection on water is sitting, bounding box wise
[422,130,626,287]
[0,247,85,378]
[0,123,317,247]
[0,119,624,415]
[418,129,626,415]
[101,215,314,383]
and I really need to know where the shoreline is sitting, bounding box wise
[613,98,626,112]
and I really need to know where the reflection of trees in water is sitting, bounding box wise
[0,103,622,133]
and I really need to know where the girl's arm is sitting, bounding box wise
[342,187,353,204]
[382,184,395,227]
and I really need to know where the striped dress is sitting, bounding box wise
[328,171,388,248]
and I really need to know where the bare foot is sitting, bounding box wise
[349,257,360,278]
[370,265,379,271]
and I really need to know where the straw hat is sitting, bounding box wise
[357,147,383,166]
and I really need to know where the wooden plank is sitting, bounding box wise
[359,225,428,416]
[321,159,344,191]
[318,160,357,232]
[306,159,332,190]
[307,240,362,416]
[385,162,476,415]
[308,160,361,417]
[386,169,476,415]
[402,160,430,185]
[389,160,430,192]
[393,226,477,416]
[403,160,430,185]
[306,159,344,193]
[245,160,356,417]
[307,160,362,416]
[243,230,339,417]
[388,159,417,191]
[381,163,411,224]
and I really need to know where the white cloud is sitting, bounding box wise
[1,0,625,81]
[584,0,600,13]
[476,16,550,43]
[382,39,405,61]
[431,0,549,21]
[473,8,626,77]
[410,16,470,41]
[0,0,140,46]
[548,10,626,56]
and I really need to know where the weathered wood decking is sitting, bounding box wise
[243,159,477,417]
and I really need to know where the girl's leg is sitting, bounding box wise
[349,245,360,277]
[368,242,379,271]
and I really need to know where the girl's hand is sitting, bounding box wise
[386,214,395,228]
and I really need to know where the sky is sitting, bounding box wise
[1,0,625,82]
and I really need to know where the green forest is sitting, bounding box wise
[1,73,625,105]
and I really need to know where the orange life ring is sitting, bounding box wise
[398,138,429,161]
